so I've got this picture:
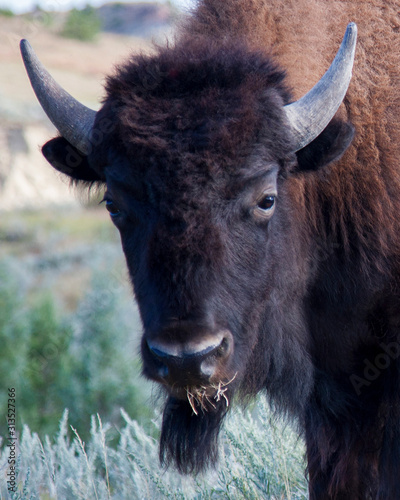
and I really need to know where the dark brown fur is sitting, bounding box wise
[40,1,400,498]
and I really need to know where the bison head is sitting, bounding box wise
[21,24,356,473]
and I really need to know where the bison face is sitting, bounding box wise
[105,160,281,406]
[102,152,293,473]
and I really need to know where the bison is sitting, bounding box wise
[21,0,400,498]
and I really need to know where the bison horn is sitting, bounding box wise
[284,22,357,152]
[20,39,96,155]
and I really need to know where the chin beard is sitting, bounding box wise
[159,391,231,475]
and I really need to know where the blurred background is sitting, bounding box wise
[0,0,192,443]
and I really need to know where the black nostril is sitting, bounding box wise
[146,344,170,379]
[158,364,169,379]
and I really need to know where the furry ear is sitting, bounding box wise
[42,137,103,182]
[296,119,355,171]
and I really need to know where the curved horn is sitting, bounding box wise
[285,22,357,152]
[20,39,96,155]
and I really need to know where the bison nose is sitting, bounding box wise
[146,329,233,385]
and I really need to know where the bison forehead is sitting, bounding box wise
[101,39,294,174]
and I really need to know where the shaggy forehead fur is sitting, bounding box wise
[100,39,295,190]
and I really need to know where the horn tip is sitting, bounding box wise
[346,22,358,40]
[20,39,30,50]
[20,39,32,62]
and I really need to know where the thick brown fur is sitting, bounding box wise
[183,0,400,262]
[39,1,400,498]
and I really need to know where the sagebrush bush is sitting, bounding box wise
[0,254,151,443]
[68,269,152,443]
[0,398,308,499]
[0,259,31,437]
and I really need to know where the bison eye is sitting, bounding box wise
[254,194,276,220]
[105,200,121,217]
[257,195,275,211]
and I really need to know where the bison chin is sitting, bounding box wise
[160,394,230,474]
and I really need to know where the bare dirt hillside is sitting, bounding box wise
[0,13,155,211]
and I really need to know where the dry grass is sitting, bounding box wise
[186,373,238,415]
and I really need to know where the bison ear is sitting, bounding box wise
[42,137,103,183]
[295,119,355,171]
